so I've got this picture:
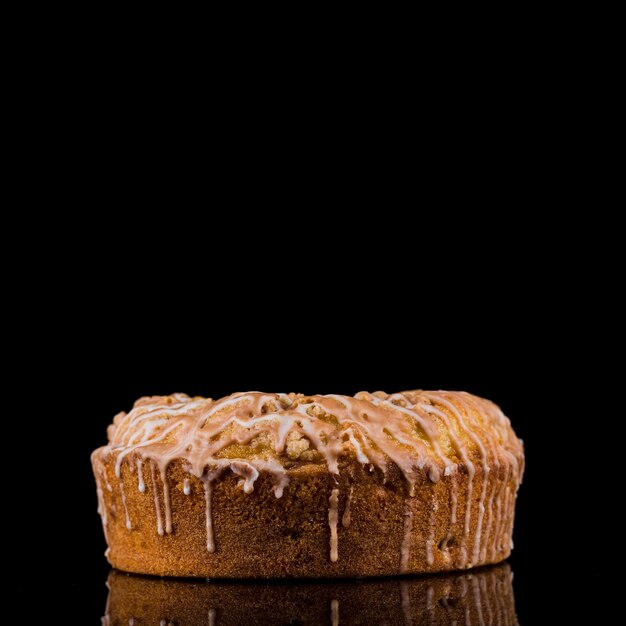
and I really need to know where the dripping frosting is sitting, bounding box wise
[92,389,524,572]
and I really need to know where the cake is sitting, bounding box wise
[104,563,519,625]
[92,390,524,577]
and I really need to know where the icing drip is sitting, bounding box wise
[331,599,339,626]
[482,464,499,562]
[500,485,511,550]
[473,468,489,565]
[400,500,414,573]
[464,394,501,565]
[505,485,515,550]
[461,472,474,565]
[342,485,353,528]
[119,481,132,530]
[450,470,458,525]
[208,609,216,626]
[92,389,523,569]
[102,466,113,493]
[150,462,164,537]
[203,478,215,553]
[418,400,476,566]
[493,465,510,557]
[426,494,438,566]
[329,488,339,563]
[136,459,145,493]
[425,393,490,568]
[160,467,173,534]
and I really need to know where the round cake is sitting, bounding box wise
[92,390,524,578]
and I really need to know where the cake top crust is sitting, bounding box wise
[97,390,524,496]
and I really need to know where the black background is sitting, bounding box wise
[12,251,612,624]
[5,39,618,620]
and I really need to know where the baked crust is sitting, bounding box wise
[93,390,524,578]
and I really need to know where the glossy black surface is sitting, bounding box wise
[13,306,609,623]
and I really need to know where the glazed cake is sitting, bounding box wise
[92,390,524,577]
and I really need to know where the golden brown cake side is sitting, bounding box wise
[104,564,519,625]
[92,390,524,577]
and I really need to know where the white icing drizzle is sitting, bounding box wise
[458,544,468,570]
[426,494,438,566]
[150,462,164,537]
[505,485,514,552]
[425,393,490,568]
[119,481,132,530]
[92,389,523,570]
[473,472,489,565]
[450,468,458,525]
[400,499,414,573]
[331,598,339,626]
[418,400,477,567]
[203,477,216,553]
[463,393,502,565]
[482,465,499,562]
[136,458,145,493]
[208,608,216,626]
[160,467,173,534]
[505,485,515,550]
[492,464,510,557]
[360,394,452,482]
[329,488,339,563]
[342,485,353,528]
[102,464,113,492]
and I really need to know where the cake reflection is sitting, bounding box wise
[104,563,518,625]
